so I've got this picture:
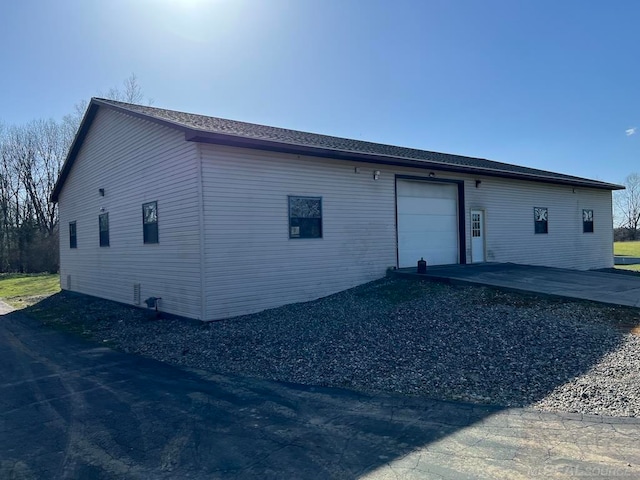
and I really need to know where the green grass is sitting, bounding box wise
[614,241,640,256]
[0,273,61,308]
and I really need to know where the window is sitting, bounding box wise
[471,212,481,238]
[289,196,322,239]
[583,209,594,233]
[534,207,548,234]
[99,213,109,247]
[69,221,77,249]
[143,201,159,244]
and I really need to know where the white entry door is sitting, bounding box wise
[396,180,459,268]
[471,210,485,263]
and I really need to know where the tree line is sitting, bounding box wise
[614,174,640,241]
[0,75,148,273]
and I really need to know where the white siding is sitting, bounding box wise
[58,110,614,322]
[461,175,613,270]
[200,144,613,320]
[58,109,203,319]
[200,145,397,320]
[393,172,612,270]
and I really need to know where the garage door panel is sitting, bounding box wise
[400,246,457,266]
[397,180,459,268]
[398,215,458,232]
[405,238,456,251]
[397,197,457,215]
[397,181,456,199]
[398,229,457,240]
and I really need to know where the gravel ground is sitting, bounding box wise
[26,278,640,417]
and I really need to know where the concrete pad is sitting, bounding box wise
[394,263,640,308]
[615,256,640,265]
[0,300,14,315]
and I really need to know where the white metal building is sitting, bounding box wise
[51,99,623,321]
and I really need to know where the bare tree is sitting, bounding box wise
[614,173,640,240]
[103,73,147,104]
[0,125,36,271]
[0,73,152,272]
[63,73,152,139]
[28,119,66,233]
[0,116,70,270]
[61,99,88,144]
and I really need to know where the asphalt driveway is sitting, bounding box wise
[1,310,639,479]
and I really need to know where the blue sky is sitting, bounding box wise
[1,0,638,185]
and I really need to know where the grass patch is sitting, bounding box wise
[614,241,640,256]
[25,292,114,339]
[23,291,158,341]
[0,273,60,308]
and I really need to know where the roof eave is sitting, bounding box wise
[185,131,625,191]
[51,99,624,204]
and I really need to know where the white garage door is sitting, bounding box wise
[396,179,459,268]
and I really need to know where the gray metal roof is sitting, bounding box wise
[51,98,623,202]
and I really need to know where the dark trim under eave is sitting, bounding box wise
[185,131,624,191]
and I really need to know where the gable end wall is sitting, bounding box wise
[58,108,203,319]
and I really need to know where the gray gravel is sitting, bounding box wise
[29,277,640,417]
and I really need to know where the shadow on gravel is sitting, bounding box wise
[1,309,502,479]
[4,281,638,478]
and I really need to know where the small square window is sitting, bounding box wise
[143,201,159,244]
[583,209,594,233]
[99,213,110,247]
[289,196,322,239]
[534,207,548,234]
[69,221,77,249]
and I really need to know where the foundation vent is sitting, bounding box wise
[133,283,141,305]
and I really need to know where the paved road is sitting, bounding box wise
[1,311,639,479]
